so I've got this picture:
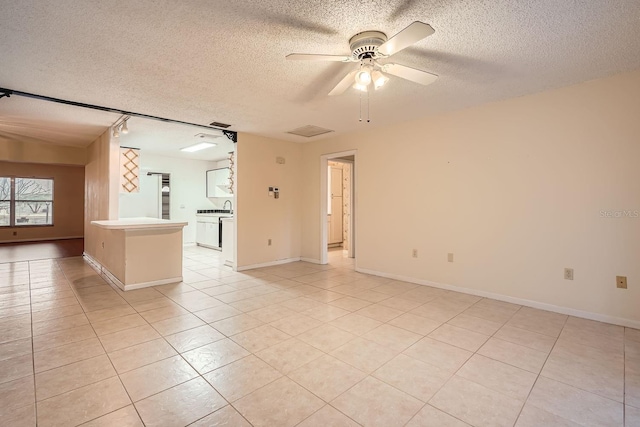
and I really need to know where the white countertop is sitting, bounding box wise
[91,217,189,230]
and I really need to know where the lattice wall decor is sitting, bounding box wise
[228,151,235,195]
[120,148,140,193]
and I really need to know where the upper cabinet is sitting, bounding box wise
[206,168,231,197]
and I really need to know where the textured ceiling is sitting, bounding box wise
[0,96,120,147]
[1,0,640,144]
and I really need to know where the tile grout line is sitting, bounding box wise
[367,297,516,425]
[534,325,627,406]
[182,258,362,426]
[115,278,242,424]
[20,250,631,426]
[400,303,524,426]
[623,327,626,427]
[188,256,424,425]
[27,260,38,425]
[55,258,146,426]
[511,312,569,426]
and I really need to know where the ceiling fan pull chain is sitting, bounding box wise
[359,92,362,122]
[367,89,370,123]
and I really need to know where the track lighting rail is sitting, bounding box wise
[0,86,237,142]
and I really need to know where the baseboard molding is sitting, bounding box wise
[0,235,83,244]
[300,257,323,264]
[116,276,184,291]
[83,252,182,291]
[196,243,221,251]
[356,266,640,330]
[237,257,302,271]
[83,252,101,272]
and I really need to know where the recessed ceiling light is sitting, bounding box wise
[181,142,217,152]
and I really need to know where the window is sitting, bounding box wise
[0,177,54,227]
[0,177,9,226]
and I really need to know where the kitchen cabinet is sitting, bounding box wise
[206,168,231,197]
[196,216,221,249]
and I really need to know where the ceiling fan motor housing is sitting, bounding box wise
[349,31,387,59]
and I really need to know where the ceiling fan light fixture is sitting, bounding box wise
[352,82,368,92]
[354,64,373,86]
[354,70,371,86]
[372,70,389,89]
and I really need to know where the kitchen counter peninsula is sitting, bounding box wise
[88,217,188,291]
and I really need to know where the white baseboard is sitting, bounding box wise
[300,257,323,264]
[196,243,221,251]
[83,252,182,291]
[0,235,83,244]
[116,276,184,291]
[356,267,640,330]
[237,257,302,271]
[83,252,101,272]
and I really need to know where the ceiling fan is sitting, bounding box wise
[286,21,438,96]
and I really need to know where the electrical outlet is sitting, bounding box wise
[447,253,454,262]
[616,276,627,289]
[268,239,272,246]
[412,249,418,258]
[564,268,574,280]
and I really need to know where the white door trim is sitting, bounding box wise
[320,150,357,265]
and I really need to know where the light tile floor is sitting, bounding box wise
[0,246,638,426]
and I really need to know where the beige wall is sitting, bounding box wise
[0,161,85,242]
[298,69,640,325]
[236,133,302,268]
[84,130,119,261]
[0,140,86,165]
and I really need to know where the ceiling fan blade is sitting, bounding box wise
[286,54,353,62]
[378,21,435,56]
[328,70,358,96]
[385,63,438,86]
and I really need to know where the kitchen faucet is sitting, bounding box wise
[223,200,233,213]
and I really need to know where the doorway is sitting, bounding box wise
[320,150,356,265]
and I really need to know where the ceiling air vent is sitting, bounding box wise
[287,125,334,138]
[194,133,221,140]
[210,121,232,128]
